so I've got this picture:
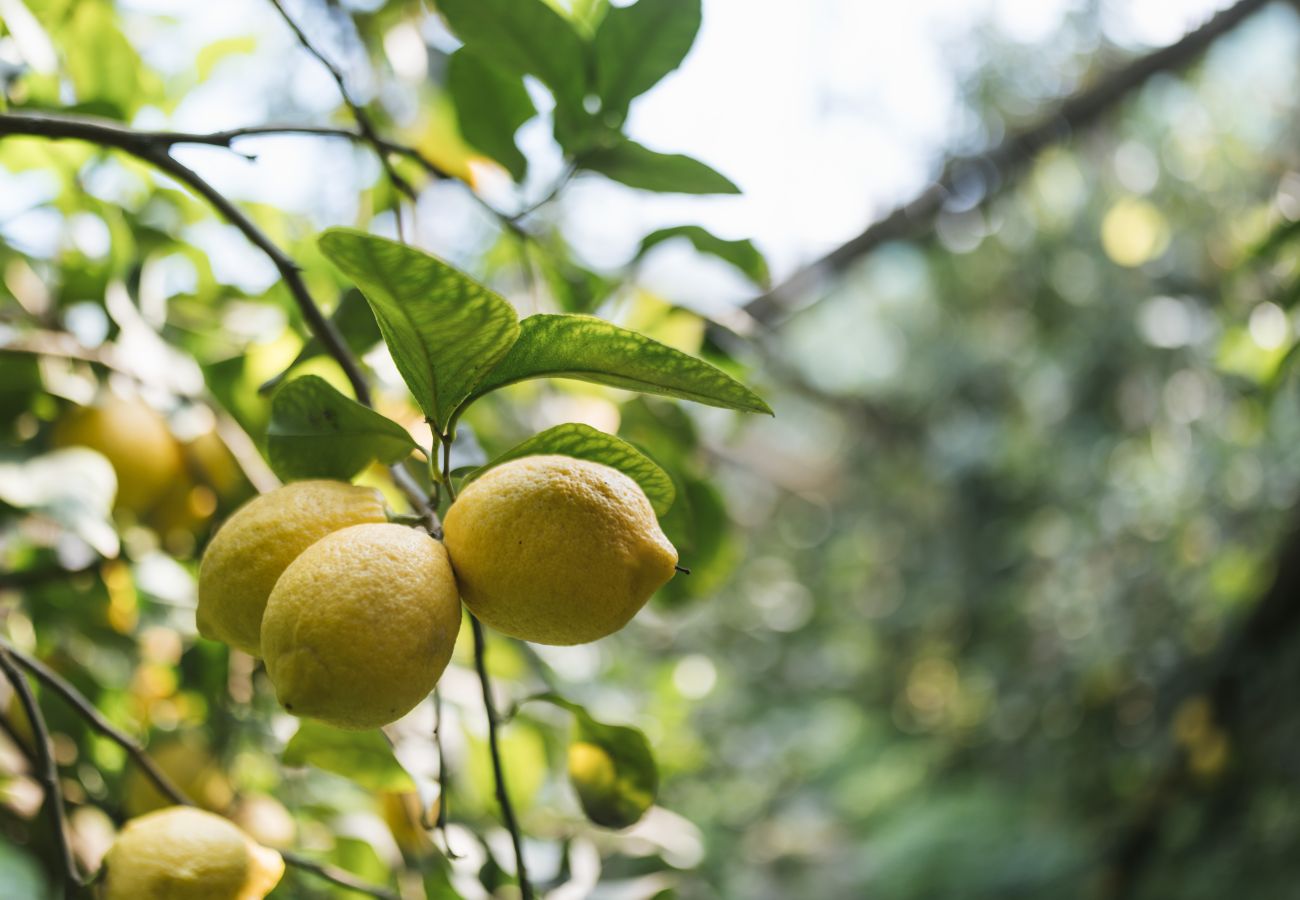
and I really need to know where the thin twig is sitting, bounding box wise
[266,0,417,238]
[0,645,84,893]
[470,616,534,900]
[742,0,1275,326]
[0,640,398,900]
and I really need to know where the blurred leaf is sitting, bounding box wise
[421,857,464,899]
[266,375,418,481]
[0,448,118,556]
[657,473,736,604]
[467,314,772,414]
[437,0,587,105]
[259,288,381,394]
[637,224,770,285]
[332,836,393,887]
[527,693,657,829]
[195,35,257,82]
[593,0,700,121]
[466,422,675,516]
[62,1,143,119]
[282,721,415,792]
[0,840,47,900]
[318,228,521,433]
[579,139,739,194]
[448,48,535,182]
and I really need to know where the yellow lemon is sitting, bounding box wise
[196,480,387,656]
[101,806,283,900]
[443,455,678,645]
[51,393,183,516]
[261,523,461,730]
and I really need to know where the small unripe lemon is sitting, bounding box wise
[101,806,283,900]
[196,480,387,656]
[261,523,461,730]
[51,394,183,516]
[443,455,678,645]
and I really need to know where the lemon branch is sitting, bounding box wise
[0,644,86,895]
[0,638,400,900]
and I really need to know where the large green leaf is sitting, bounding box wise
[580,139,739,194]
[466,423,675,516]
[266,376,418,481]
[594,0,701,120]
[448,48,536,182]
[318,228,520,433]
[283,721,415,792]
[437,0,587,105]
[465,314,772,416]
[637,225,770,285]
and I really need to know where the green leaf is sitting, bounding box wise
[522,693,656,829]
[594,0,701,120]
[259,288,382,394]
[637,225,770,285]
[580,139,739,194]
[657,473,737,605]
[266,376,419,481]
[0,448,118,557]
[437,0,588,105]
[195,35,258,82]
[448,48,536,182]
[63,1,145,120]
[466,314,772,415]
[283,721,416,792]
[318,228,521,433]
[467,423,675,516]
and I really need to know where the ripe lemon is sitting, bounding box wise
[261,523,461,730]
[196,480,387,656]
[101,806,284,900]
[51,393,183,516]
[443,455,678,645]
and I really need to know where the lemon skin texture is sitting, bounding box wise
[197,480,387,656]
[443,455,678,645]
[102,806,284,900]
[51,394,183,516]
[261,523,462,730]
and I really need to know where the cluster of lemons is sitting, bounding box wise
[99,450,677,897]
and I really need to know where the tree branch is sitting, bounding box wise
[743,0,1276,326]
[470,617,534,900]
[0,639,399,900]
[0,645,84,893]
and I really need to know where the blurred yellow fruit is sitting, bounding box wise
[124,733,232,817]
[443,456,678,645]
[102,806,283,900]
[51,393,183,516]
[196,480,387,656]
[380,790,436,855]
[262,523,461,730]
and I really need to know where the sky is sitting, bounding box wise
[2,0,1238,305]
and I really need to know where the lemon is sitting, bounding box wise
[261,523,461,730]
[51,393,183,516]
[101,806,284,900]
[443,455,678,645]
[196,480,387,656]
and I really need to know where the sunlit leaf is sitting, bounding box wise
[448,48,535,182]
[580,139,739,194]
[466,423,675,516]
[318,228,521,433]
[638,224,770,285]
[283,721,415,792]
[0,448,118,556]
[594,0,700,120]
[465,314,772,415]
[437,0,587,105]
[63,1,145,119]
[266,376,418,481]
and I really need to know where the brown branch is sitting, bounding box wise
[470,616,534,900]
[0,639,399,900]
[0,645,85,893]
[743,0,1276,326]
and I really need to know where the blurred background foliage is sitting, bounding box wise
[2,0,1300,897]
